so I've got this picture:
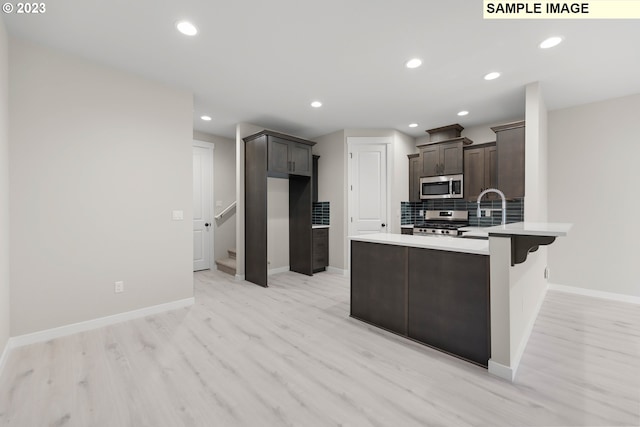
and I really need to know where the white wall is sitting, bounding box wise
[391,131,416,233]
[0,18,10,358]
[313,129,414,271]
[9,39,194,335]
[525,82,548,222]
[548,93,640,298]
[193,131,236,263]
[313,130,346,270]
[267,177,289,272]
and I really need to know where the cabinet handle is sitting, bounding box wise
[293,161,296,171]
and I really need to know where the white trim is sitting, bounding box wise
[488,360,515,382]
[511,284,548,379]
[327,266,349,276]
[548,283,640,305]
[0,339,11,377]
[235,274,245,281]
[10,297,194,348]
[268,266,290,276]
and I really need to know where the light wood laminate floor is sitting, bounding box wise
[1,270,639,426]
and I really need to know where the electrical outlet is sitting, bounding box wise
[484,209,491,217]
[114,281,124,293]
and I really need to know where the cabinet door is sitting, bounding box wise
[440,141,463,175]
[408,154,421,202]
[420,145,440,177]
[290,143,312,177]
[464,147,485,201]
[496,126,525,198]
[267,137,290,175]
[312,228,329,272]
[351,241,407,335]
[312,155,319,203]
[408,248,490,366]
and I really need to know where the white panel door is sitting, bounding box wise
[193,142,214,271]
[348,141,388,236]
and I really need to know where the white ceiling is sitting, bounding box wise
[4,1,640,140]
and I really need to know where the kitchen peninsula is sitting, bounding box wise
[350,221,571,380]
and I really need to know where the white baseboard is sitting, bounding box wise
[327,266,348,276]
[268,266,290,276]
[488,359,515,382]
[549,283,640,305]
[10,297,195,349]
[234,274,245,281]
[0,338,10,377]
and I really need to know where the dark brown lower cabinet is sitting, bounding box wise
[350,241,490,367]
[407,248,490,366]
[312,228,329,272]
[350,241,407,335]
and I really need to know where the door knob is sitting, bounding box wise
[205,223,210,227]
[381,223,386,227]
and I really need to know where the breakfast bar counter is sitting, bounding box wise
[349,236,490,367]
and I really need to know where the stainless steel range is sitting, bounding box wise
[414,210,469,236]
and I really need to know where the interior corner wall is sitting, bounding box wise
[313,130,346,270]
[9,39,194,336]
[193,131,236,264]
[548,93,640,298]
[0,18,11,355]
[391,131,416,234]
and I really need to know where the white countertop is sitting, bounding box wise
[484,222,572,237]
[312,224,330,229]
[401,224,414,228]
[458,227,489,238]
[349,233,489,255]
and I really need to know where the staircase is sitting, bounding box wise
[215,248,236,276]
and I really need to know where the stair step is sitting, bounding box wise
[228,248,236,259]
[215,257,236,276]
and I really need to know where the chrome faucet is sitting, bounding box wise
[477,188,507,225]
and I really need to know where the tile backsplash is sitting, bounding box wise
[312,201,330,225]
[401,198,524,227]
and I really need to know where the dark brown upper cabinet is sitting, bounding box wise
[492,121,525,199]
[407,153,421,202]
[243,130,316,288]
[265,134,313,178]
[418,139,470,177]
[417,124,472,177]
[312,155,320,203]
[464,143,497,201]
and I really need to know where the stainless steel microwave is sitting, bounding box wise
[420,174,463,199]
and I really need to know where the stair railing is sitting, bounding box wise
[214,201,236,221]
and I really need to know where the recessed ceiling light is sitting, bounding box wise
[176,21,198,36]
[457,111,469,116]
[539,36,563,49]
[200,115,212,121]
[409,123,418,128]
[311,101,322,108]
[484,72,501,81]
[405,58,423,69]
